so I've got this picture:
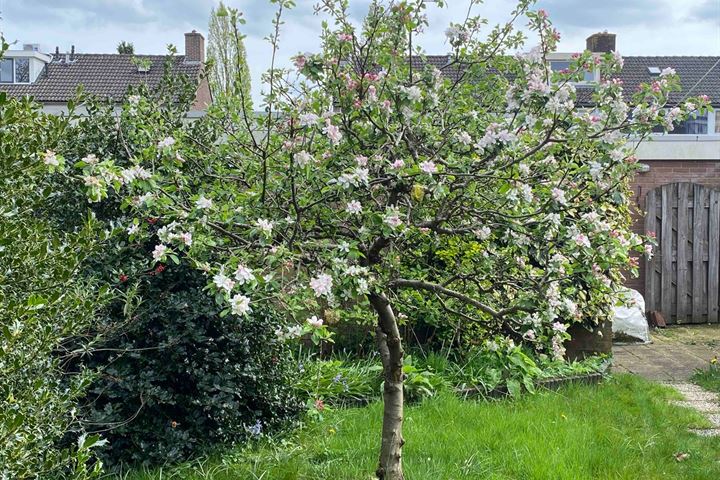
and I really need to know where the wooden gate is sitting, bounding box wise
[645,182,720,324]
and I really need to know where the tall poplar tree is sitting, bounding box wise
[207,2,253,115]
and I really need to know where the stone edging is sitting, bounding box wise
[666,382,720,437]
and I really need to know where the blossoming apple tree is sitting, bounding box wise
[68,0,707,478]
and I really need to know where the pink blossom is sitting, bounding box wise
[337,32,353,42]
[573,233,591,248]
[293,54,306,69]
[179,232,193,246]
[390,159,405,169]
[419,160,437,175]
[310,273,333,297]
[367,85,378,101]
[152,244,168,261]
[345,200,362,214]
[552,322,567,333]
[323,120,343,146]
[307,315,324,328]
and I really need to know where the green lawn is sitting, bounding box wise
[116,375,720,480]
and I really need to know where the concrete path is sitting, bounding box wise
[612,325,720,381]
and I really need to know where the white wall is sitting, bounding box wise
[635,135,720,161]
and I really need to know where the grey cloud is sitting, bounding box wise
[686,0,720,26]
[536,0,665,28]
[3,0,214,28]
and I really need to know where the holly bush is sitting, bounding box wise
[0,44,108,478]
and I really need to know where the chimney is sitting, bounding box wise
[586,31,616,53]
[184,30,205,63]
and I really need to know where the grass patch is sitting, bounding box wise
[692,361,720,394]
[115,375,720,480]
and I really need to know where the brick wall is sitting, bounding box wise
[627,159,720,295]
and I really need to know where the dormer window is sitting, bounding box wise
[550,59,597,83]
[0,58,31,83]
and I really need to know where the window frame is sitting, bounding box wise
[0,57,32,84]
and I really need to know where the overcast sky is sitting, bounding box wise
[1,0,718,105]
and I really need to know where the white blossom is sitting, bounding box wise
[307,315,324,328]
[157,136,176,149]
[345,200,363,215]
[256,218,274,235]
[234,264,254,284]
[310,273,333,297]
[551,187,567,205]
[42,150,59,166]
[152,244,168,261]
[299,113,320,126]
[230,294,252,316]
[296,150,315,167]
[383,207,403,230]
[323,120,343,145]
[195,196,213,210]
[213,270,236,292]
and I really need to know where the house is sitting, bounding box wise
[419,32,719,324]
[575,33,719,325]
[0,31,211,117]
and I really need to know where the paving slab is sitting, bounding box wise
[612,325,720,381]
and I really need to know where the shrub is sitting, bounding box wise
[0,54,108,477]
[44,78,303,464]
[78,261,302,465]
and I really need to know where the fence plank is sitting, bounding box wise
[661,184,674,320]
[692,184,706,321]
[676,183,690,322]
[708,190,720,323]
[645,189,658,313]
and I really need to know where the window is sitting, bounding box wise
[716,110,720,134]
[0,58,31,84]
[15,58,29,83]
[652,112,709,134]
[0,59,12,83]
[550,60,595,82]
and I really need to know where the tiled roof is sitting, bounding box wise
[413,54,720,106]
[0,54,202,103]
[618,56,720,106]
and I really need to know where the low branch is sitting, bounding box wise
[390,278,525,319]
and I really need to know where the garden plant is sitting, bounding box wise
[35,0,710,478]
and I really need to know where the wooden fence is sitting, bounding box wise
[645,182,720,324]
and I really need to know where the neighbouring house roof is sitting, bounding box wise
[413,54,720,107]
[0,54,202,103]
[617,56,720,106]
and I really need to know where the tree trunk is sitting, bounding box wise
[369,293,405,480]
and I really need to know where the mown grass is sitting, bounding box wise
[114,375,720,480]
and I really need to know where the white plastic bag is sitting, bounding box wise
[613,288,650,343]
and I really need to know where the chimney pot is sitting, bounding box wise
[184,31,205,63]
[586,32,616,53]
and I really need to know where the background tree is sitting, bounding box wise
[70,1,707,478]
[117,41,134,54]
[207,1,253,115]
